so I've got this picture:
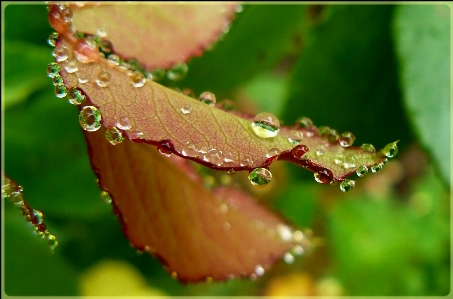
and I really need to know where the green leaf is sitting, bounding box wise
[393,4,450,186]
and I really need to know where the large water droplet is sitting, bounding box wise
[340,179,356,192]
[167,62,188,81]
[130,72,146,88]
[74,38,100,63]
[53,45,69,62]
[158,142,173,157]
[116,117,131,130]
[383,141,398,158]
[291,144,309,160]
[314,169,333,184]
[199,91,216,106]
[64,60,78,73]
[339,132,355,147]
[55,85,68,98]
[356,165,368,177]
[79,106,102,132]
[361,143,376,153]
[251,112,280,138]
[180,104,192,114]
[181,143,198,157]
[100,191,112,204]
[295,116,313,127]
[96,71,111,87]
[266,148,280,158]
[68,87,85,105]
[105,127,124,145]
[47,62,60,78]
[288,130,304,145]
[248,168,272,188]
[48,32,59,47]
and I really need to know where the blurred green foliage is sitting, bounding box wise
[2,3,450,296]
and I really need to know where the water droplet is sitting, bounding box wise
[79,106,102,132]
[180,104,192,115]
[167,62,188,81]
[146,68,165,82]
[47,62,60,78]
[371,162,383,173]
[199,91,216,106]
[47,233,59,251]
[99,40,112,54]
[288,130,304,145]
[334,152,345,165]
[8,191,24,207]
[316,145,325,157]
[361,143,376,153]
[255,265,265,276]
[356,165,368,177]
[198,146,209,154]
[105,127,124,145]
[100,191,112,204]
[116,117,131,130]
[343,154,358,169]
[96,71,111,87]
[266,148,281,158]
[63,60,78,74]
[227,169,236,175]
[32,209,44,224]
[218,99,235,111]
[292,245,304,256]
[68,87,86,105]
[319,126,339,142]
[53,75,64,86]
[55,85,68,98]
[383,141,398,158]
[158,142,173,157]
[314,169,333,184]
[223,152,234,163]
[295,116,313,127]
[248,168,272,188]
[48,32,59,47]
[283,252,295,264]
[340,179,356,192]
[74,38,100,63]
[106,54,120,66]
[78,73,88,84]
[251,112,280,138]
[61,5,73,22]
[277,224,292,241]
[130,72,146,88]
[96,26,107,38]
[53,45,68,62]
[129,131,144,140]
[181,143,198,157]
[339,131,355,147]
[240,158,253,167]
[204,150,224,166]
[291,144,310,160]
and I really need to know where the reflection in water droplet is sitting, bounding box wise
[100,191,112,204]
[96,71,111,87]
[53,45,69,62]
[48,32,59,47]
[68,87,86,105]
[340,179,356,192]
[339,132,355,147]
[181,143,198,157]
[167,62,188,81]
[199,91,216,106]
[79,106,102,132]
[291,144,309,160]
[47,62,60,78]
[383,141,398,158]
[116,117,131,130]
[74,38,100,63]
[130,72,146,88]
[248,168,272,188]
[47,233,59,251]
[371,163,383,173]
[64,60,78,73]
[361,143,376,153]
[180,104,192,115]
[295,116,313,127]
[251,112,280,138]
[266,148,281,158]
[283,252,295,264]
[55,85,68,98]
[288,130,304,145]
[105,127,124,145]
[53,75,64,86]
[356,165,368,177]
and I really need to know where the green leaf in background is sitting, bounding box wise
[282,5,413,153]
[393,4,450,186]
[181,4,306,97]
[5,211,78,296]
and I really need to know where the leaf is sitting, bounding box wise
[393,4,450,186]
[83,126,310,282]
[67,3,238,69]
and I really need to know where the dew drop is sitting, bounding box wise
[78,73,88,84]
[47,233,59,251]
[240,158,253,167]
[68,87,86,105]
[340,179,356,192]
[96,71,111,87]
[356,165,368,177]
[266,148,281,158]
[116,117,131,130]
[314,169,333,184]
[129,131,144,140]
[334,152,345,165]
[383,141,399,158]
[218,99,235,111]
[158,142,173,157]
[255,265,265,276]
[55,85,68,98]
[339,131,355,147]
[107,54,120,65]
[316,145,325,157]
[79,106,102,132]
[291,144,310,160]
[100,191,112,204]
[48,32,59,47]
[361,143,376,153]
[223,152,234,163]
[343,154,358,169]
[74,38,100,63]
[204,150,224,166]
[319,126,339,142]
[146,68,165,82]
[248,168,272,188]
[283,252,295,264]
[251,112,280,138]
[167,62,188,81]
[199,91,216,106]
[227,169,236,175]
[53,75,64,86]
[371,162,383,173]
[295,116,313,127]
[53,45,69,62]
[181,143,198,158]
[96,26,107,38]
[105,127,124,145]
[8,191,24,207]
[130,72,146,88]
[64,60,78,73]
[47,62,60,78]
[32,209,44,224]
[288,130,304,145]
[180,104,192,115]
